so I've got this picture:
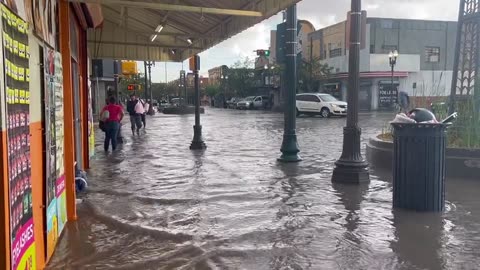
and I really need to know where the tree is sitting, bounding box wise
[205,85,221,97]
[118,73,146,99]
[226,57,256,97]
[298,57,332,93]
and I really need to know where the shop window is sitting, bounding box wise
[381,19,393,29]
[329,48,342,58]
[425,46,440,63]
[382,45,397,54]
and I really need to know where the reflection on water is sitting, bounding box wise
[47,110,480,270]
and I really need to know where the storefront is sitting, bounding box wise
[0,1,101,269]
[324,71,408,111]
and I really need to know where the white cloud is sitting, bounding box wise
[150,0,459,82]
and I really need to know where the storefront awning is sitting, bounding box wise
[328,71,409,80]
[71,0,300,62]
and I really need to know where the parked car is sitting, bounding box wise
[170,98,185,107]
[237,96,269,110]
[227,97,241,109]
[296,93,347,117]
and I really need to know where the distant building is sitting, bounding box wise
[208,65,228,86]
[90,59,119,115]
[308,12,457,111]
[275,20,316,65]
[269,30,277,64]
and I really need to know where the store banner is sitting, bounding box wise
[1,4,36,270]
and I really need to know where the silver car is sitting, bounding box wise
[237,96,268,110]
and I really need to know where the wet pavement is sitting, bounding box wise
[47,109,480,270]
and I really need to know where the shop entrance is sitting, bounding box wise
[359,82,372,111]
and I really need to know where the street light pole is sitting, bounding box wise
[278,4,301,162]
[147,61,155,114]
[190,56,206,150]
[332,0,369,183]
[389,50,398,110]
[144,61,148,101]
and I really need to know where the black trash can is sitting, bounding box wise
[391,123,449,212]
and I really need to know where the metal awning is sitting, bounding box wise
[75,0,300,61]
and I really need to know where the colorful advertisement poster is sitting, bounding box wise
[1,5,36,270]
[32,0,56,46]
[11,219,36,270]
[54,51,67,236]
[46,200,57,259]
[0,0,33,23]
[44,48,57,257]
[55,176,67,233]
[88,78,95,158]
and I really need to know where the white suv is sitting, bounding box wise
[296,93,347,117]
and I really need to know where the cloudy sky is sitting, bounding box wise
[150,0,459,82]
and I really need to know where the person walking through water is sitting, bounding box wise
[100,96,124,152]
[139,99,150,129]
[127,94,143,135]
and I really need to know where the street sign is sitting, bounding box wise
[189,55,200,71]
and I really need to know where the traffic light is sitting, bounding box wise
[127,84,142,91]
[256,49,270,57]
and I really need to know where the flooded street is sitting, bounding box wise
[48,109,480,270]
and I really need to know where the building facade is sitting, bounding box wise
[0,1,101,270]
[308,13,456,110]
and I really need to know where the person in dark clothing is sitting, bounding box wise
[126,94,143,135]
[100,96,124,152]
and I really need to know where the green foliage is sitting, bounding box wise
[118,73,146,98]
[381,97,480,149]
[205,85,221,97]
[226,57,256,97]
[448,98,480,148]
[298,57,332,93]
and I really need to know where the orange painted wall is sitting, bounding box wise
[60,0,77,222]
[29,121,45,269]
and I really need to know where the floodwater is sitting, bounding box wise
[47,109,480,270]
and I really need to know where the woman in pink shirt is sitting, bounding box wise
[100,96,124,151]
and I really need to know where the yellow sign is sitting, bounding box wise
[121,61,138,75]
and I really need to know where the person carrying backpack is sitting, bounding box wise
[127,94,143,135]
[100,96,124,152]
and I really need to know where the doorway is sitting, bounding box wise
[71,61,83,169]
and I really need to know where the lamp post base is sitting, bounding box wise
[332,160,370,184]
[278,133,302,163]
[190,125,207,150]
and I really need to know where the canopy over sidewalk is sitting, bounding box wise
[72,0,300,61]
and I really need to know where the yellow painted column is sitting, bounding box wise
[59,0,77,221]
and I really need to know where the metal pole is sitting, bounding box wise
[113,60,119,102]
[144,61,148,101]
[190,67,206,150]
[332,0,369,183]
[278,4,301,162]
[113,60,123,143]
[391,62,395,110]
[449,0,466,114]
[148,62,154,114]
